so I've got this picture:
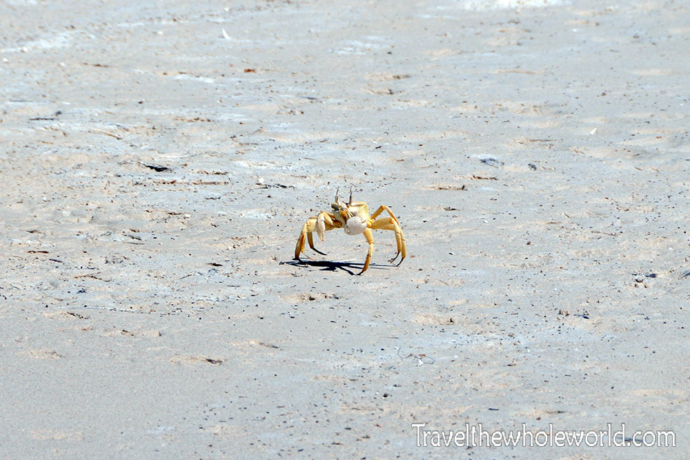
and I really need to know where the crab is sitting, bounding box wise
[294,187,406,274]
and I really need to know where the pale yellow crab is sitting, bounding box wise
[294,187,406,274]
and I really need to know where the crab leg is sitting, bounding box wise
[360,228,375,274]
[370,217,406,264]
[295,217,316,258]
[370,205,401,225]
[295,212,339,259]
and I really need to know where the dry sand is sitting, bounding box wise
[1,0,689,458]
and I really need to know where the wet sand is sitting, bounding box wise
[1,0,688,457]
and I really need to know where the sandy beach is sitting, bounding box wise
[1,0,689,457]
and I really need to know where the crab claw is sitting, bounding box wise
[344,215,366,235]
[316,215,327,241]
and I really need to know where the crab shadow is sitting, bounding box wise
[282,259,392,276]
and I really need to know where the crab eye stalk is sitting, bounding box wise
[334,187,340,204]
[348,186,353,206]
